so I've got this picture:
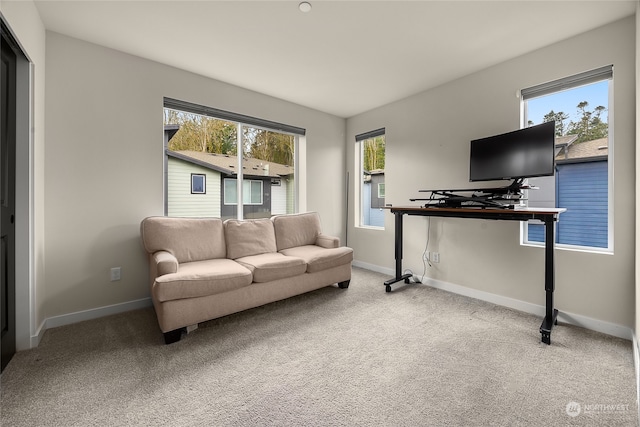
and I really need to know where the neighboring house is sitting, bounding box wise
[556,136,608,161]
[362,169,385,227]
[553,134,580,159]
[529,137,608,247]
[164,125,294,219]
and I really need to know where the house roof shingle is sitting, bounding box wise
[167,150,294,178]
[555,137,608,161]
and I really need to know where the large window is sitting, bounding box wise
[521,66,612,251]
[356,128,385,228]
[163,98,302,220]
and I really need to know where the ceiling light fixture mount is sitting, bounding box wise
[299,2,312,13]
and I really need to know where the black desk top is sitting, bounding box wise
[384,205,565,221]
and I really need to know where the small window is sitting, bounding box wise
[191,174,206,194]
[224,178,237,204]
[356,128,385,228]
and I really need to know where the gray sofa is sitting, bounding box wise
[140,212,353,343]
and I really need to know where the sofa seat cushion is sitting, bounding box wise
[154,259,253,302]
[236,253,307,283]
[280,245,353,273]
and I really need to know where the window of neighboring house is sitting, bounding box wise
[163,98,303,219]
[191,174,206,194]
[521,65,612,252]
[223,178,237,205]
[356,128,385,228]
[223,178,263,205]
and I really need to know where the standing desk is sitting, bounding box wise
[383,206,565,345]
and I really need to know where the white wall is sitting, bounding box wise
[348,16,636,329]
[1,0,47,350]
[43,31,346,320]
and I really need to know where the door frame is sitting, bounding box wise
[1,24,17,370]
[1,17,35,353]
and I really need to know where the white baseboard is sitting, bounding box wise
[31,297,153,346]
[353,260,633,341]
[32,320,46,348]
[353,260,395,276]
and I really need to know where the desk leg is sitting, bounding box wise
[383,211,412,292]
[540,216,559,344]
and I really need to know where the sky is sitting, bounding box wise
[525,80,609,130]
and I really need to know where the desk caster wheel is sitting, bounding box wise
[385,285,392,293]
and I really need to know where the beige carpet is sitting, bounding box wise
[1,267,637,426]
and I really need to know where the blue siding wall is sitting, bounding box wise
[556,161,608,247]
[528,160,607,248]
[528,223,545,242]
[363,183,371,225]
[362,182,384,227]
[368,208,385,227]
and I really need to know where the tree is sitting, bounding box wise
[363,136,385,172]
[566,101,608,143]
[164,109,237,154]
[540,101,607,143]
[542,110,569,136]
[164,108,296,164]
[242,127,294,166]
[209,121,237,155]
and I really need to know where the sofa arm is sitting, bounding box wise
[316,234,340,249]
[153,251,178,277]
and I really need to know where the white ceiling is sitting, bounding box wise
[33,0,637,118]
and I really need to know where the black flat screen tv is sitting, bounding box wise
[469,121,555,183]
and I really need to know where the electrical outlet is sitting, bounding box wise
[110,267,121,282]
[432,252,440,263]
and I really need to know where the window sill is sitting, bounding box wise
[357,225,385,231]
[522,241,613,255]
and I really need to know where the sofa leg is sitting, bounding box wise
[338,280,350,289]
[163,327,186,345]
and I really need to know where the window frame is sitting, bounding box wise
[520,66,613,253]
[190,173,206,194]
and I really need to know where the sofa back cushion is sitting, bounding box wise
[224,218,277,259]
[272,212,321,251]
[141,216,226,263]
